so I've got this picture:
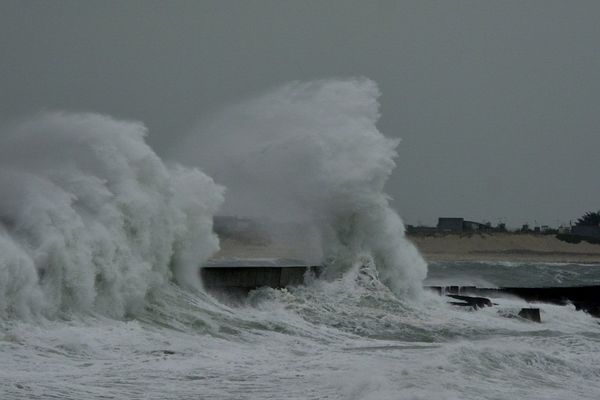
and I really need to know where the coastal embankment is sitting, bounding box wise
[214,233,600,264]
[408,233,600,263]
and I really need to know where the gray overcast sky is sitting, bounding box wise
[1,1,599,227]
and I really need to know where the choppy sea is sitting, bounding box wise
[2,261,599,400]
[2,84,599,398]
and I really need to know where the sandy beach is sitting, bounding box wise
[214,233,600,264]
[409,233,600,263]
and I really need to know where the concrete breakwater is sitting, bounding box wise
[201,259,321,296]
[202,260,600,317]
[428,285,600,317]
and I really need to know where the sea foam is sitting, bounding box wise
[174,78,427,297]
[0,112,223,318]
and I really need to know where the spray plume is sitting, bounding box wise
[0,112,223,318]
[174,78,427,296]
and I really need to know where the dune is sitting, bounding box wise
[408,233,600,263]
[214,233,600,264]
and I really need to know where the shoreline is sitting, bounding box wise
[213,233,600,264]
[408,232,600,264]
[419,251,600,264]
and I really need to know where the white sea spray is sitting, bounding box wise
[0,112,223,318]
[0,86,599,400]
[174,78,427,297]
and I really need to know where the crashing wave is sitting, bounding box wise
[173,78,427,297]
[0,112,223,319]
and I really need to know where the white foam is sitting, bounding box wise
[0,112,223,318]
[173,79,427,297]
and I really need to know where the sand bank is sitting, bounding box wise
[214,233,600,264]
[408,233,600,263]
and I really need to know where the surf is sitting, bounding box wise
[173,78,428,298]
[0,112,223,319]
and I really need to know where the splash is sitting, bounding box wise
[0,112,223,319]
[174,78,427,296]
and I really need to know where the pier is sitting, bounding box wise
[201,261,600,317]
[201,258,320,295]
[427,285,600,317]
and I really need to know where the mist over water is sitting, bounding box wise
[174,78,427,296]
[0,112,223,319]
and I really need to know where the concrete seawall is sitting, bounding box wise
[202,260,600,317]
[201,266,320,289]
[201,258,320,295]
[428,285,600,317]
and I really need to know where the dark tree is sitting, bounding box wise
[575,211,600,226]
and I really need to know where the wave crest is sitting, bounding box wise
[0,112,223,319]
[174,78,427,296]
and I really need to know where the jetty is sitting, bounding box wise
[201,258,320,295]
[427,285,600,317]
[200,260,600,317]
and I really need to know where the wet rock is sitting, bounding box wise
[428,285,600,318]
[447,294,493,309]
[150,350,176,356]
[518,308,541,323]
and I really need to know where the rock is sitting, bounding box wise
[518,308,541,323]
[447,294,493,309]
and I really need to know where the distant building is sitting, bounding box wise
[437,218,464,232]
[437,217,488,233]
[463,220,486,232]
[406,225,438,234]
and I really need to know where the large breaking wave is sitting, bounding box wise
[0,112,223,319]
[2,83,600,400]
[174,78,427,297]
[0,78,427,321]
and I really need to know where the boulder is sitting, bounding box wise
[518,308,541,323]
[447,294,493,309]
